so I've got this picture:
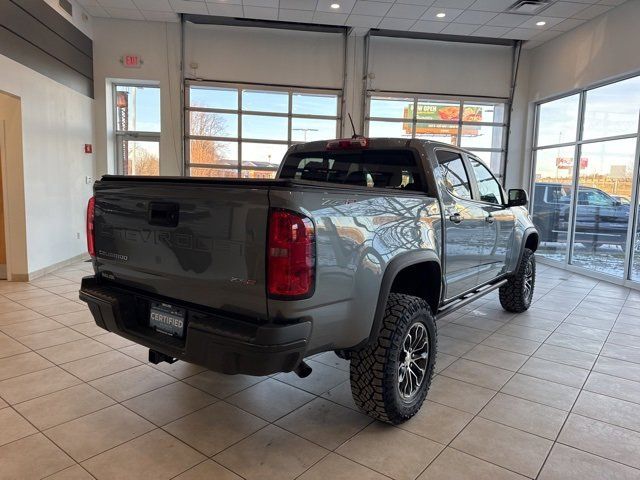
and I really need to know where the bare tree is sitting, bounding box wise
[189,111,232,171]
[128,143,159,175]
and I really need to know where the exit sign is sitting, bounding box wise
[122,55,142,68]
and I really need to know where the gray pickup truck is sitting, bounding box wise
[80,137,539,424]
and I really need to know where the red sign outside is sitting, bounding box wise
[555,157,589,169]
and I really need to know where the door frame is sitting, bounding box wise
[0,122,11,279]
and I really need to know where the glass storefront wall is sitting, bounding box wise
[531,75,640,283]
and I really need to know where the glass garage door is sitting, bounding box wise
[531,75,640,283]
[184,81,341,179]
[365,94,508,180]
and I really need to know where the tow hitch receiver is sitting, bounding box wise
[149,349,177,365]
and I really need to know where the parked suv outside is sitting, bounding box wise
[533,182,630,249]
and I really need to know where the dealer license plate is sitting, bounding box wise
[149,302,186,338]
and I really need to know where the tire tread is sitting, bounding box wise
[350,293,437,424]
[499,248,535,313]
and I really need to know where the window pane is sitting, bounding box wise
[436,151,471,199]
[583,76,640,140]
[469,150,503,175]
[369,97,413,118]
[242,114,288,140]
[416,100,461,122]
[368,120,411,138]
[531,146,576,262]
[292,93,338,116]
[115,85,160,132]
[189,86,237,110]
[571,138,636,277]
[280,150,422,190]
[189,111,238,138]
[189,140,237,166]
[291,118,337,142]
[242,90,288,113]
[470,159,503,204]
[415,122,457,144]
[241,142,288,168]
[122,140,159,175]
[190,167,238,178]
[536,94,580,147]
[241,169,277,179]
[463,101,505,123]
[460,125,503,149]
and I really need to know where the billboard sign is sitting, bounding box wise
[403,104,482,136]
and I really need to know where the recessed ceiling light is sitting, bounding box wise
[330,3,340,9]
[436,12,446,18]
[536,21,546,26]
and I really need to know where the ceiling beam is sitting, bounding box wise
[369,29,517,47]
[183,14,350,35]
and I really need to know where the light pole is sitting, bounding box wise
[292,128,319,142]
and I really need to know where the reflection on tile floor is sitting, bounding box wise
[1,261,640,479]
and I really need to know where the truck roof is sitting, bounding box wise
[287,138,477,156]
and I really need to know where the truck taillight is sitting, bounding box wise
[326,137,369,150]
[86,196,95,257]
[267,209,315,298]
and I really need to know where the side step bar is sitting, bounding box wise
[436,279,507,320]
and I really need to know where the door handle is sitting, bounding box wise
[485,215,495,224]
[449,213,462,224]
[148,202,179,227]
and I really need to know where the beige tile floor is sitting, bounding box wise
[1,261,640,479]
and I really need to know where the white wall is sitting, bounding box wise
[92,19,182,176]
[518,0,640,188]
[368,37,513,98]
[528,0,640,103]
[185,24,345,89]
[0,54,94,276]
[504,50,531,190]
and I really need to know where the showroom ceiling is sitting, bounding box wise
[78,0,626,45]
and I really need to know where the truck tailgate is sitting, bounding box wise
[93,179,269,321]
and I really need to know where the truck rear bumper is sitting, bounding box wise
[78,276,310,376]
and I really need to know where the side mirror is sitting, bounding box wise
[508,188,528,207]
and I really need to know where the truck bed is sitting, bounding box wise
[92,175,431,324]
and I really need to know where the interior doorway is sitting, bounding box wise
[0,90,29,281]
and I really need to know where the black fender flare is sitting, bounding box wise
[516,227,539,270]
[367,250,442,345]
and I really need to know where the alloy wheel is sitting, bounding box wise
[523,257,534,300]
[397,322,430,401]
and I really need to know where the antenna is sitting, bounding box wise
[347,113,358,138]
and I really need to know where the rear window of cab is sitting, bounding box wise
[280,150,424,192]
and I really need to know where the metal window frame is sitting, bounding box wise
[529,72,640,286]
[112,82,161,175]
[184,80,342,177]
[364,91,508,178]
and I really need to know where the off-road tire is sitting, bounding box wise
[334,349,352,360]
[349,293,437,424]
[499,248,535,313]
